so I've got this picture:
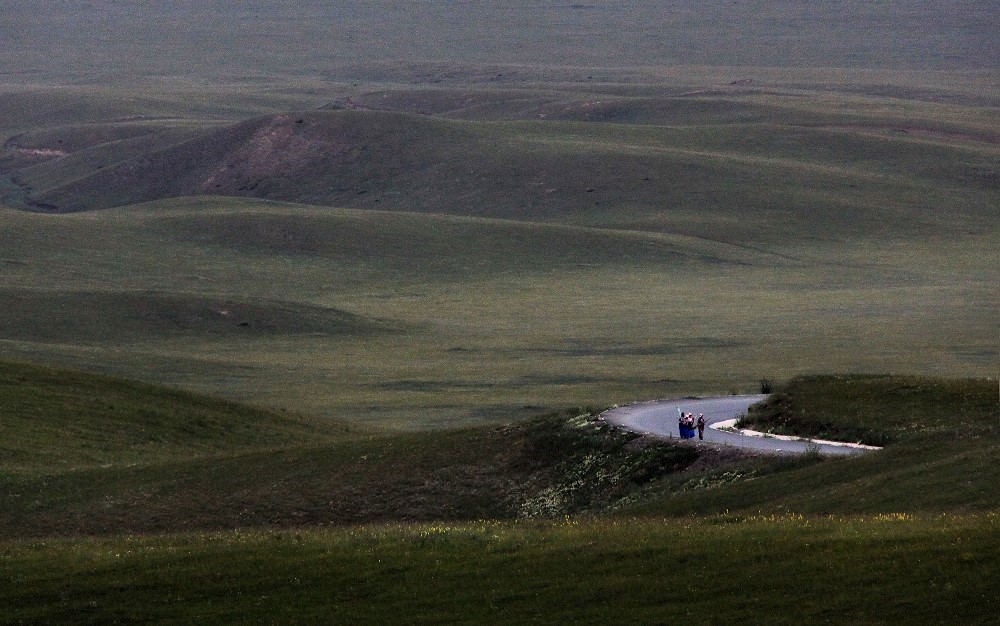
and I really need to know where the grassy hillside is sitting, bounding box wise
[3,367,997,541]
[1,360,717,540]
[623,376,1000,517]
[11,102,997,246]
[2,4,996,621]
[4,515,997,625]
[2,368,997,622]
[0,196,996,428]
[740,374,999,445]
[0,41,995,432]
[0,289,396,345]
[0,361,350,473]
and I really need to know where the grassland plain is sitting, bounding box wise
[1,3,997,622]
[1,65,997,429]
[0,193,995,428]
[11,91,998,234]
[2,0,995,85]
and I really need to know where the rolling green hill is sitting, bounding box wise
[9,99,996,249]
[3,364,997,539]
[622,375,1000,517]
[0,289,395,346]
[2,367,998,623]
[0,192,996,428]
[0,360,351,474]
[0,360,707,539]
[2,2,997,622]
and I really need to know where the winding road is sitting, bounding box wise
[601,395,878,456]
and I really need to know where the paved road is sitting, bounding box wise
[601,395,875,456]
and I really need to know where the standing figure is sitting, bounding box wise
[697,413,706,440]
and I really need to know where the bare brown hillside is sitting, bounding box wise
[9,104,995,246]
[26,111,465,213]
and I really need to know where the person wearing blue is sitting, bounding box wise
[678,411,697,439]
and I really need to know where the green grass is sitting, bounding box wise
[0,288,397,346]
[0,360,350,473]
[0,194,996,428]
[0,421,696,540]
[15,107,997,243]
[0,65,994,431]
[2,514,997,624]
[628,437,1000,518]
[0,361,708,540]
[740,374,1000,445]
[4,366,997,542]
[1,9,997,621]
[13,122,218,195]
[2,367,998,622]
[623,376,1000,518]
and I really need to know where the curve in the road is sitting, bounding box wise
[601,395,879,456]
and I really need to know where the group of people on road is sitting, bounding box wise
[679,411,707,440]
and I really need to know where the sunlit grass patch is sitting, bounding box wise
[740,375,999,445]
[3,513,997,624]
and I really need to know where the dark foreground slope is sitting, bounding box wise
[2,368,998,624]
[0,361,708,540]
[5,515,997,625]
[3,364,998,542]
